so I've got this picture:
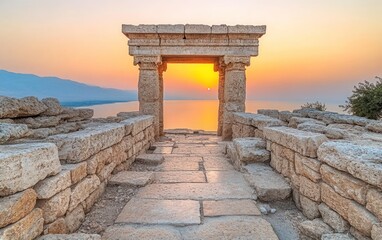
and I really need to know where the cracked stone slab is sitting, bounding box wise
[109,171,154,187]
[206,171,247,184]
[163,156,202,162]
[180,216,279,240]
[154,171,206,183]
[102,225,182,240]
[203,200,261,217]
[135,183,255,200]
[115,198,200,226]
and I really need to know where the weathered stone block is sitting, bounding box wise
[348,201,378,237]
[109,171,154,187]
[264,126,328,158]
[299,176,321,202]
[37,188,70,224]
[0,188,37,228]
[321,233,355,240]
[244,163,291,201]
[366,189,382,221]
[321,183,351,219]
[372,224,382,240]
[349,227,372,240]
[233,138,270,163]
[62,162,87,185]
[0,208,44,240]
[299,219,333,240]
[68,175,100,212]
[48,123,126,163]
[38,233,101,240]
[34,170,71,199]
[319,203,350,233]
[0,96,47,118]
[318,141,382,188]
[321,164,368,205]
[41,98,63,116]
[0,142,61,196]
[300,195,320,219]
[271,143,294,162]
[65,204,85,233]
[83,181,106,213]
[121,115,153,136]
[295,153,321,182]
[43,217,68,235]
[97,162,116,182]
[366,121,382,133]
[270,152,283,173]
[0,123,29,144]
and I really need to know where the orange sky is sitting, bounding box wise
[0,1,381,104]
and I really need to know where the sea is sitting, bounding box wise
[82,100,344,131]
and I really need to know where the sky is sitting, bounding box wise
[0,0,381,104]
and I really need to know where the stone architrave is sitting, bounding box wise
[122,24,266,139]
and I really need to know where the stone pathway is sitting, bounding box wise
[102,132,282,240]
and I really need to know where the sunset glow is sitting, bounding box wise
[0,1,381,103]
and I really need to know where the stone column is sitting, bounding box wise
[221,56,250,140]
[215,60,225,136]
[158,63,167,136]
[134,55,163,138]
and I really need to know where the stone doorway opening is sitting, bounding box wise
[162,63,219,132]
[122,24,266,140]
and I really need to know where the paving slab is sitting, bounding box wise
[203,157,235,171]
[180,216,279,240]
[153,146,173,154]
[154,171,206,183]
[206,171,247,184]
[135,154,164,165]
[103,225,182,240]
[135,183,255,200]
[109,171,154,187]
[116,198,200,226]
[159,160,200,171]
[203,200,261,217]
[163,155,202,162]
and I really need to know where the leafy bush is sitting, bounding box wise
[301,101,327,111]
[340,77,382,119]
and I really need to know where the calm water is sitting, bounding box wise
[86,100,343,131]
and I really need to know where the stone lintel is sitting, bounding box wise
[122,24,266,39]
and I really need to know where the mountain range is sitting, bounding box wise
[0,70,137,106]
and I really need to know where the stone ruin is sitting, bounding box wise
[228,108,382,239]
[0,23,381,240]
[0,96,155,239]
[122,24,266,140]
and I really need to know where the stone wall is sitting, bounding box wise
[0,96,155,239]
[232,110,382,240]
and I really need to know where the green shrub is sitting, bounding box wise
[340,77,382,119]
[301,101,327,111]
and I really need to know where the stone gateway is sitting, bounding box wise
[122,24,266,139]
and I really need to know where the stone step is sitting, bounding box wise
[135,154,164,165]
[109,171,154,187]
[227,137,270,170]
[243,163,291,201]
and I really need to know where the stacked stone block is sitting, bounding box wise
[1,110,155,239]
[232,111,382,239]
[0,96,94,142]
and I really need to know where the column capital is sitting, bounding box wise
[223,56,251,71]
[134,55,162,70]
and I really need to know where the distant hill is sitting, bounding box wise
[0,70,137,106]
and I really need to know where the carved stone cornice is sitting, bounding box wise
[223,56,251,71]
[134,55,162,70]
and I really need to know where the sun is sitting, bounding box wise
[207,88,211,91]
